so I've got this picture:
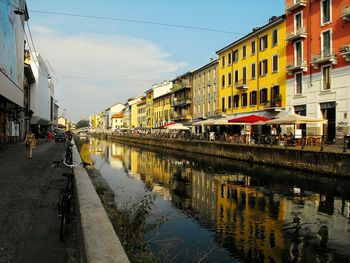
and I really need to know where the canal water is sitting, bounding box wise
[79,137,350,263]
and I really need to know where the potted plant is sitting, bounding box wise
[274,94,282,107]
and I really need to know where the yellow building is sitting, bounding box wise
[192,59,219,120]
[171,72,193,123]
[153,92,173,128]
[216,15,286,117]
[89,114,98,130]
[137,97,146,128]
[145,88,154,129]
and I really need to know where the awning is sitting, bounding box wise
[265,114,328,125]
[30,116,51,126]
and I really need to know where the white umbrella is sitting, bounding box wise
[166,123,190,130]
[265,114,328,125]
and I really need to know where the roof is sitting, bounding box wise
[111,113,123,118]
[192,59,218,75]
[171,71,193,82]
[216,14,286,54]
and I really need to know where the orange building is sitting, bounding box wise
[285,0,350,140]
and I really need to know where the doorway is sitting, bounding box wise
[321,102,336,143]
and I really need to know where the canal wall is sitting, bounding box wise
[72,144,130,263]
[108,135,350,177]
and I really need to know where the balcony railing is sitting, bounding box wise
[285,27,307,42]
[341,5,350,21]
[285,0,307,13]
[340,45,350,62]
[172,99,192,107]
[235,79,248,90]
[286,59,308,73]
[172,80,191,92]
[311,49,337,68]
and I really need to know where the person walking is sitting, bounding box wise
[24,129,36,159]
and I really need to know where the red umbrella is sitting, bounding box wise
[228,114,271,124]
[159,122,176,129]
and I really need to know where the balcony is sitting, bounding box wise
[311,49,337,69]
[235,80,248,90]
[172,80,191,92]
[267,95,283,109]
[340,45,350,61]
[286,59,308,73]
[285,0,307,13]
[341,5,350,21]
[285,27,307,42]
[172,98,192,107]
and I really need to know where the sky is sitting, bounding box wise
[25,0,284,122]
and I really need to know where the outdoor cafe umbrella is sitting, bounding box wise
[264,114,328,125]
[228,114,272,124]
[166,123,190,130]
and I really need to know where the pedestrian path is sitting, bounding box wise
[0,140,78,263]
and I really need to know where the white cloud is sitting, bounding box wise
[30,26,186,122]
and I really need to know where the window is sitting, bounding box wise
[295,12,302,30]
[242,45,247,59]
[272,29,278,46]
[242,93,247,107]
[295,72,303,94]
[233,95,239,108]
[251,63,256,79]
[321,0,331,25]
[234,70,239,84]
[272,55,278,72]
[251,41,256,55]
[221,75,225,88]
[295,41,302,65]
[250,91,257,106]
[242,67,247,84]
[322,30,331,57]
[228,96,232,109]
[260,35,268,50]
[228,52,232,65]
[260,88,268,104]
[222,97,225,111]
[221,56,225,67]
[233,50,239,63]
[322,65,331,90]
[228,72,232,86]
[259,59,268,76]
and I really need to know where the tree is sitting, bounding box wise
[76,119,90,129]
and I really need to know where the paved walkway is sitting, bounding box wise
[0,140,78,263]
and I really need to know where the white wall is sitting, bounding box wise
[153,81,172,99]
[30,53,50,121]
[286,65,350,135]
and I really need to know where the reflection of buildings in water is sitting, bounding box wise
[109,144,124,169]
[151,184,171,200]
[210,173,287,262]
[191,169,217,222]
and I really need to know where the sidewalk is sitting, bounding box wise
[0,140,78,263]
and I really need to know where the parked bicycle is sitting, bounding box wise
[51,159,90,242]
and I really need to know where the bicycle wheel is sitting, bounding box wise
[58,190,71,242]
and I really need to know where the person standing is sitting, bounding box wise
[24,129,36,159]
[47,130,53,142]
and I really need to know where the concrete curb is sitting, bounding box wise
[72,144,130,263]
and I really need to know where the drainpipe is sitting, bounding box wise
[309,0,313,87]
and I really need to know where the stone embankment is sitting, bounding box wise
[108,135,350,177]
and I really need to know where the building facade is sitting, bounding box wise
[0,1,28,143]
[171,72,193,124]
[111,112,124,130]
[145,88,154,129]
[137,97,146,128]
[153,92,173,128]
[285,0,350,140]
[216,15,287,119]
[192,59,218,121]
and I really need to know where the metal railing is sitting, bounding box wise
[111,132,350,153]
